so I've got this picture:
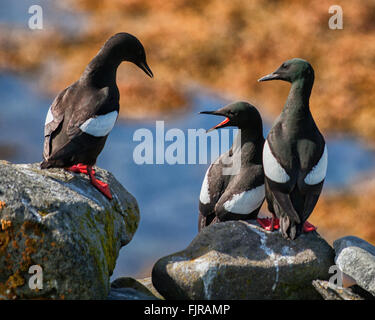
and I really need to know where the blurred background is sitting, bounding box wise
[0,0,374,279]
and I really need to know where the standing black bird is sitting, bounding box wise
[41,32,153,199]
[198,101,265,232]
[258,58,327,240]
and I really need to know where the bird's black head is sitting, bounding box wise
[103,32,153,78]
[258,58,314,84]
[200,101,263,133]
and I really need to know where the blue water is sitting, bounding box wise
[1,74,375,278]
[0,0,84,33]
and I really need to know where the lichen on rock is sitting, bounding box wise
[0,162,139,300]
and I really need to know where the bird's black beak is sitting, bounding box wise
[137,61,153,78]
[199,111,230,132]
[258,72,282,82]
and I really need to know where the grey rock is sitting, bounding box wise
[334,236,375,296]
[152,220,334,300]
[312,280,367,300]
[0,161,139,299]
[109,277,160,300]
[108,288,157,300]
[138,277,165,300]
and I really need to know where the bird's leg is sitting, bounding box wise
[303,220,317,232]
[269,214,275,231]
[87,166,112,200]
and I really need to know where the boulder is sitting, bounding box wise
[137,277,165,300]
[312,280,373,300]
[108,277,160,300]
[152,220,334,300]
[0,161,139,299]
[333,236,375,296]
[108,287,157,300]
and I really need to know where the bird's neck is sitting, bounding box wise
[232,127,264,164]
[282,77,313,118]
[81,49,121,87]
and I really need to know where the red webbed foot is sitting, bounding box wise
[66,163,96,175]
[303,221,317,232]
[257,217,317,233]
[257,217,280,231]
[66,164,111,200]
[87,166,112,200]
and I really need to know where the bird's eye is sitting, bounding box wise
[282,63,287,68]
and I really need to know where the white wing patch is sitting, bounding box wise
[45,107,54,125]
[79,111,118,137]
[199,165,211,205]
[263,140,290,183]
[223,185,265,214]
[304,144,328,185]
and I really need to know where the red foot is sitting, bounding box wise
[257,217,280,231]
[90,177,112,200]
[302,220,317,232]
[66,164,95,175]
[257,218,317,233]
[88,167,112,200]
[66,164,111,200]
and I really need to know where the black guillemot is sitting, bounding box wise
[41,32,153,200]
[258,58,327,239]
[198,101,265,231]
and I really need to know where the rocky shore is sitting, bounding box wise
[1,161,374,300]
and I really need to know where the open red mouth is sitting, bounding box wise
[200,111,231,132]
[214,117,230,129]
[207,117,230,132]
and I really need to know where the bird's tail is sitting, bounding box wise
[272,189,303,240]
[40,160,52,169]
[280,215,303,240]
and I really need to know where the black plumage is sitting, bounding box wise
[41,32,153,199]
[258,58,327,239]
[198,101,265,231]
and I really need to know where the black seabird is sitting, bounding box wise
[198,101,265,231]
[258,58,327,239]
[41,32,153,200]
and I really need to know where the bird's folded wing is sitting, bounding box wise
[43,87,69,159]
[66,87,111,139]
[301,185,323,222]
[44,87,68,137]
[301,144,328,186]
